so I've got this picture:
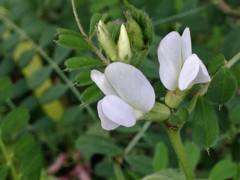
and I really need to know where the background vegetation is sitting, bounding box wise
[0,0,240,179]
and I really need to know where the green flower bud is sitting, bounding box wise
[165,89,187,108]
[97,20,117,61]
[125,12,144,51]
[142,102,171,122]
[117,24,132,63]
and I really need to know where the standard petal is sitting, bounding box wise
[105,62,155,112]
[90,70,118,96]
[97,100,120,130]
[181,27,192,62]
[101,95,136,127]
[158,31,182,91]
[178,54,200,90]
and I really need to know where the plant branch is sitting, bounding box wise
[71,0,110,65]
[226,51,240,68]
[167,128,194,180]
[0,13,98,121]
[214,0,240,18]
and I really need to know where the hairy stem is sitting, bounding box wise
[167,128,194,180]
[71,0,110,65]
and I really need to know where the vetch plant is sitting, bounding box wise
[91,62,155,130]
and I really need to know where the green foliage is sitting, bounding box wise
[207,67,237,104]
[75,134,122,158]
[153,142,168,171]
[192,97,219,148]
[81,84,103,104]
[65,57,103,70]
[89,13,102,37]
[56,28,90,50]
[0,77,13,102]
[209,159,238,180]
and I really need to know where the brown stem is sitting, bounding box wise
[215,0,240,18]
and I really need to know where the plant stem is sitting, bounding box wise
[124,122,151,155]
[71,0,110,65]
[114,162,126,180]
[167,128,194,180]
[0,137,20,180]
[226,51,240,68]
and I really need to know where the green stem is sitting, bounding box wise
[167,128,194,180]
[226,51,240,68]
[124,122,151,155]
[0,137,20,180]
[114,162,126,180]
[71,0,110,65]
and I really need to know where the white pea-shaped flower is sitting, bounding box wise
[91,62,155,130]
[158,28,211,91]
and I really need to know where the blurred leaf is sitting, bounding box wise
[53,46,71,64]
[0,107,29,138]
[14,134,43,180]
[184,142,200,170]
[207,67,237,104]
[153,142,168,171]
[192,97,219,148]
[18,50,35,69]
[27,66,52,89]
[81,84,103,104]
[11,79,28,99]
[39,26,55,47]
[231,63,240,86]
[75,134,122,158]
[75,70,93,86]
[56,28,90,50]
[0,165,8,180]
[126,155,153,175]
[0,76,13,102]
[223,25,240,59]
[40,84,68,104]
[229,104,240,124]
[0,57,16,76]
[142,169,185,180]
[89,13,102,37]
[65,57,103,70]
[209,159,237,180]
[20,95,38,112]
[208,54,225,75]
[95,158,114,177]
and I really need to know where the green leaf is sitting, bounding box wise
[229,104,240,124]
[75,134,122,158]
[18,50,35,69]
[209,160,237,180]
[142,169,185,180]
[81,84,103,104]
[89,13,102,37]
[27,66,52,89]
[0,76,13,102]
[65,57,103,70]
[153,142,168,171]
[207,67,237,104]
[192,97,219,148]
[0,165,8,180]
[53,46,71,64]
[11,79,28,99]
[95,158,114,177]
[0,107,29,138]
[75,70,93,86]
[184,142,201,170]
[40,84,68,104]
[56,28,90,50]
[20,95,38,112]
[208,54,225,75]
[126,155,153,175]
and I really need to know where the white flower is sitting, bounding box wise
[157,27,211,91]
[91,62,155,130]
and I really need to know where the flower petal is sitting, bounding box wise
[97,100,120,130]
[91,70,118,95]
[178,54,200,90]
[101,95,136,127]
[158,32,182,91]
[193,56,211,84]
[181,27,192,62]
[105,62,155,112]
